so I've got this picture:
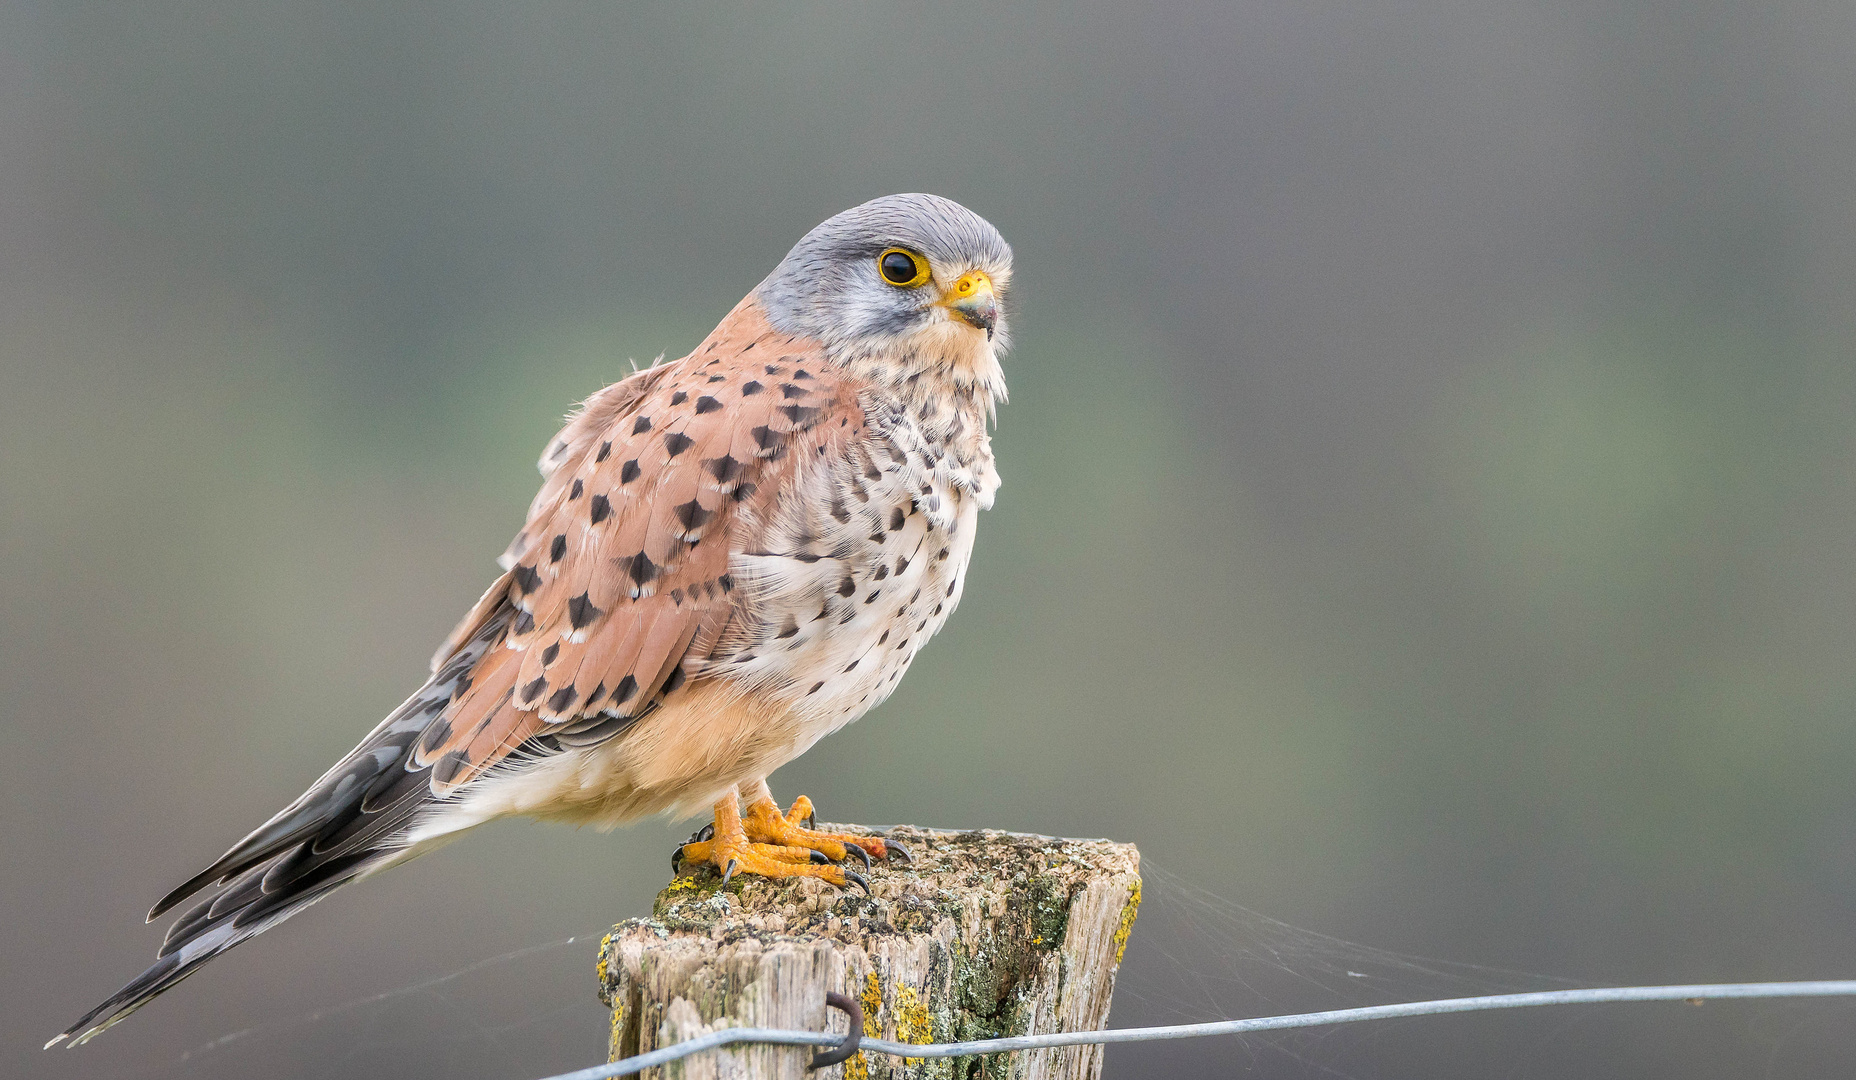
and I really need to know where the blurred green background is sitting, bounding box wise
[6,1,1856,1077]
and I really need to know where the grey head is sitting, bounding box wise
[758,193,1013,357]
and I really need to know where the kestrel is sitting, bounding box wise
[54,193,1011,1047]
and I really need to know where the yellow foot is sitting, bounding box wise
[741,795,911,868]
[672,793,868,891]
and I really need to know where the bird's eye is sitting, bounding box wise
[878,248,930,288]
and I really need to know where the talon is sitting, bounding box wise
[721,858,739,888]
[809,849,833,865]
[687,822,714,844]
[672,845,685,873]
[843,869,869,894]
[885,840,912,864]
[844,843,872,869]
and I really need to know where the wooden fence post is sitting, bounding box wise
[597,825,1141,1080]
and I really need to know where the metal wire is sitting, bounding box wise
[538,980,1856,1079]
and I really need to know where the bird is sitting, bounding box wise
[51,193,1011,1047]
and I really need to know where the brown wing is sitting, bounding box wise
[411,299,853,791]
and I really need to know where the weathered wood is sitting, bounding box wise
[597,825,1142,1080]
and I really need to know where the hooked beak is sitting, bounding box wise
[938,270,999,339]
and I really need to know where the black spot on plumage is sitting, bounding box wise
[547,686,578,713]
[569,478,583,499]
[669,587,685,605]
[588,682,605,702]
[877,630,889,645]
[869,529,886,544]
[829,500,851,524]
[675,498,713,532]
[632,415,652,435]
[512,564,542,595]
[889,507,905,531]
[718,573,734,592]
[619,460,641,484]
[627,551,659,587]
[765,364,782,375]
[550,534,567,562]
[780,404,820,426]
[663,666,688,694]
[514,611,535,635]
[873,565,889,581]
[838,574,856,597]
[669,391,688,405]
[793,369,812,379]
[866,590,881,603]
[844,659,859,672]
[705,454,740,485]
[590,494,612,524]
[776,617,799,639]
[520,676,548,705]
[541,642,560,665]
[742,341,755,351]
[932,603,943,615]
[780,383,806,399]
[596,441,612,463]
[947,580,958,596]
[808,681,824,694]
[741,380,763,396]
[895,556,910,574]
[707,373,726,383]
[663,432,693,457]
[611,675,638,704]
[568,592,601,630]
[937,547,950,560]
[695,395,722,414]
[752,425,781,452]
[732,482,757,502]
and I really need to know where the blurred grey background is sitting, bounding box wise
[6,1,1856,1077]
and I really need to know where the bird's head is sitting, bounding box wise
[758,193,1012,390]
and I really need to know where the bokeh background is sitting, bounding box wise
[7,1,1856,1077]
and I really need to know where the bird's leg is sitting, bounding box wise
[675,786,865,890]
[738,779,910,865]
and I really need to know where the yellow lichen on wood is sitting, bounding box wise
[1112,879,1142,967]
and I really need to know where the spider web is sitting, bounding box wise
[1106,863,1585,1079]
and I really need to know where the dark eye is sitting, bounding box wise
[878,248,930,288]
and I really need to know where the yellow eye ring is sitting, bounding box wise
[877,247,931,288]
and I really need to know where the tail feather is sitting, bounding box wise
[49,854,392,1048]
[53,601,521,1049]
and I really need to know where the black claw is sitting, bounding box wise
[844,843,872,869]
[884,840,912,864]
[809,849,833,864]
[671,845,686,873]
[802,813,817,830]
[683,822,715,844]
[721,858,739,888]
[842,869,869,894]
